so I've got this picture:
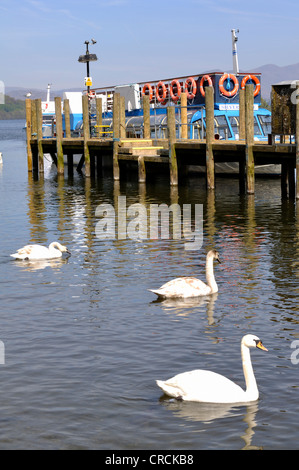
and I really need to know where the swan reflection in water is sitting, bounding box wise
[152,293,218,324]
[159,398,262,450]
[11,257,69,272]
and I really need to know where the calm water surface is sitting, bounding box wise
[0,120,298,450]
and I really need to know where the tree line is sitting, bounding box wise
[0,95,26,120]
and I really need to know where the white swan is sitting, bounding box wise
[10,242,70,260]
[149,249,220,298]
[156,334,268,404]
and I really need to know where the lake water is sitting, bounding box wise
[0,119,298,450]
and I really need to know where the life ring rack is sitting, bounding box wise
[241,75,261,97]
[219,73,239,97]
[199,75,213,96]
[169,79,182,102]
[185,77,197,99]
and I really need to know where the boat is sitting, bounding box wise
[40,84,83,138]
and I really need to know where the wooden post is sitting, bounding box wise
[120,95,126,139]
[25,99,33,171]
[296,82,299,199]
[205,86,215,189]
[55,96,64,175]
[245,84,255,194]
[181,92,188,139]
[167,106,178,185]
[138,156,146,183]
[239,88,245,140]
[82,94,90,177]
[96,97,102,138]
[36,99,44,173]
[143,95,150,139]
[113,93,120,180]
[64,99,71,138]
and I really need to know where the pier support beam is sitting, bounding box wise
[64,99,71,138]
[113,93,120,180]
[167,106,178,185]
[181,92,188,139]
[143,95,150,139]
[245,84,255,194]
[120,96,126,139]
[36,99,44,174]
[96,97,102,138]
[25,99,33,172]
[205,86,215,189]
[82,94,90,177]
[55,97,64,175]
[239,88,245,140]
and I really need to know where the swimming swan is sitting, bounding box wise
[156,334,268,403]
[10,242,70,260]
[149,250,220,298]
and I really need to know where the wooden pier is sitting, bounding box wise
[26,84,299,199]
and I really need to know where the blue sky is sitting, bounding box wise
[1,0,299,91]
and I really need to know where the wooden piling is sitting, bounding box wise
[25,99,32,171]
[55,97,64,175]
[205,86,215,189]
[120,96,126,139]
[82,94,90,177]
[239,88,245,140]
[143,95,150,139]
[96,97,102,138]
[167,106,178,185]
[180,92,188,139]
[138,156,146,183]
[64,99,71,138]
[113,93,120,180]
[245,84,255,194]
[296,82,299,199]
[36,99,44,173]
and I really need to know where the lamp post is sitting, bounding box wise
[78,40,98,134]
[78,39,98,95]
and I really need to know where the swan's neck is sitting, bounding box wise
[206,256,218,293]
[241,344,259,400]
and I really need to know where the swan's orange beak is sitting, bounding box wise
[256,340,268,351]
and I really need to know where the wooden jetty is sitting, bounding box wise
[26,84,299,199]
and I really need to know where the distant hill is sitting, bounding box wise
[246,63,299,101]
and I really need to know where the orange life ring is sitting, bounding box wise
[142,83,153,101]
[156,81,167,102]
[219,73,239,97]
[185,77,197,99]
[199,75,213,96]
[241,75,261,97]
[170,79,181,102]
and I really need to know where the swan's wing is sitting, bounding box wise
[150,277,211,298]
[10,245,35,258]
[157,370,245,403]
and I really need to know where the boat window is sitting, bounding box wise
[192,119,204,139]
[214,116,232,139]
[258,115,271,136]
[228,116,239,138]
[254,117,262,135]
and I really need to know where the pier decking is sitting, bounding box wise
[25,85,299,199]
